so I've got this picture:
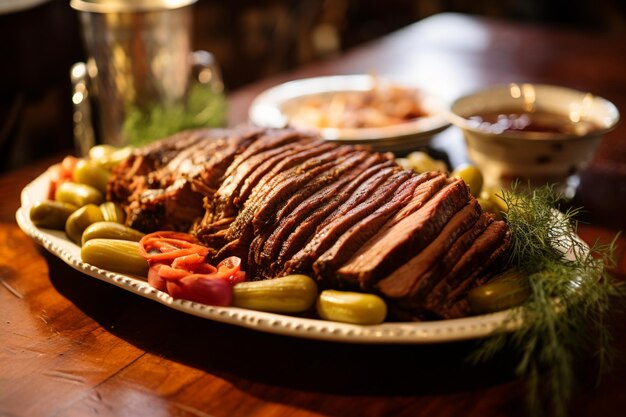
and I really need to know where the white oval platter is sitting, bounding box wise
[16,167,516,344]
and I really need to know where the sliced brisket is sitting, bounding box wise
[336,178,471,288]
[210,135,321,221]
[278,160,396,271]
[414,219,511,318]
[437,221,511,317]
[259,154,391,269]
[411,212,493,304]
[313,171,442,287]
[235,141,337,209]
[252,152,373,266]
[283,169,412,277]
[109,126,514,321]
[375,198,482,299]
[252,148,366,230]
[247,151,372,278]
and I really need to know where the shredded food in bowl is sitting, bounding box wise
[288,78,428,129]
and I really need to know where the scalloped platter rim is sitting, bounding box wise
[16,167,520,344]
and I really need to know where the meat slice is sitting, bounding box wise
[435,221,511,317]
[313,171,442,287]
[217,146,358,264]
[258,154,391,267]
[252,151,372,265]
[207,138,328,226]
[407,219,510,319]
[223,143,344,242]
[375,199,482,298]
[247,151,371,277]
[210,135,321,221]
[378,172,449,230]
[336,178,470,288]
[273,151,371,223]
[221,129,308,180]
[197,139,331,237]
[283,169,412,277]
[410,212,493,304]
[253,149,368,230]
[235,141,337,209]
[278,160,396,270]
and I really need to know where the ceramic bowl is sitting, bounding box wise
[449,83,619,190]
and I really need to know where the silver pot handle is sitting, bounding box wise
[192,50,224,94]
[70,62,96,156]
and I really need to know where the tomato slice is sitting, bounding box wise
[193,262,218,274]
[147,263,168,292]
[156,264,193,281]
[166,275,233,306]
[139,232,209,263]
[140,233,246,303]
[229,270,247,285]
[171,253,207,270]
[218,256,239,274]
[48,157,78,200]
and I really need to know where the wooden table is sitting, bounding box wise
[1,13,625,417]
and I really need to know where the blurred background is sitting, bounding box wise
[0,0,625,172]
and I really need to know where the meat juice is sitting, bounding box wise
[468,110,598,135]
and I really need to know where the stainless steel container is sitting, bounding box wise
[70,0,224,152]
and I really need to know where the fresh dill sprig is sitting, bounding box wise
[469,183,624,417]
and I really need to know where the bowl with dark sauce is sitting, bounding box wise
[449,83,619,190]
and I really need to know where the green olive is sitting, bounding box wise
[477,197,500,218]
[451,164,483,197]
[55,182,103,207]
[81,239,148,277]
[88,145,132,170]
[467,270,530,314]
[73,159,111,193]
[232,274,318,313]
[480,187,509,214]
[29,200,78,230]
[316,290,387,325]
[99,201,126,224]
[107,147,132,166]
[65,204,104,244]
[81,222,145,245]
[395,157,413,171]
[88,144,117,161]
[404,151,447,173]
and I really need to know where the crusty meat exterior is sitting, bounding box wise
[107,126,262,232]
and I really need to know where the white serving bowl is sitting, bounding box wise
[449,83,619,189]
[249,75,450,153]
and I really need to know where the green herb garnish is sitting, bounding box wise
[122,82,227,146]
[470,184,623,417]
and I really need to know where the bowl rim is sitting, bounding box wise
[448,83,620,142]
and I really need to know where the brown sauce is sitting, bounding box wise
[468,110,598,135]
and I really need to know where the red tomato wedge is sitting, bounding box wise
[214,257,246,285]
[147,263,168,292]
[139,232,246,306]
[48,156,79,200]
[166,275,233,306]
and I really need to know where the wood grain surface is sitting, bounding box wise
[1,13,626,417]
